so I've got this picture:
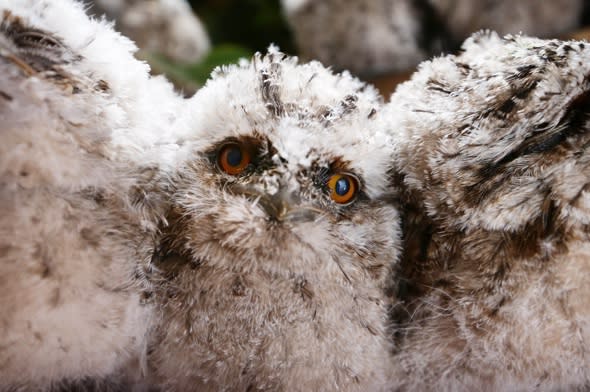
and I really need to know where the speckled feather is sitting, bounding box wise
[143,48,401,391]
[0,1,401,390]
[0,0,179,389]
[387,32,590,390]
[6,0,590,390]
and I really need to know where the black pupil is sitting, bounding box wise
[226,146,243,167]
[335,177,350,196]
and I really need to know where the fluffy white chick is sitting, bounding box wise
[0,0,182,389]
[0,0,404,390]
[387,32,590,390]
[89,0,211,64]
[281,0,584,77]
[141,49,401,391]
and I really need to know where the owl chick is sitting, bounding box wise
[431,0,584,43]
[386,32,590,390]
[281,0,584,77]
[0,0,403,390]
[141,49,400,391]
[0,0,183,389]
[281,0,447,77]
[88,0,211,64]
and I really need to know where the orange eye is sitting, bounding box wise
[327,173,358,204]
[218,143,251,175]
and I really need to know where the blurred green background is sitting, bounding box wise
[155,0,295,88]
[155,1,590,94]
[192,0,295,55]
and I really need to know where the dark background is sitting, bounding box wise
[154,0,295,89]
[165,1,590,93]
[191,0,295,55]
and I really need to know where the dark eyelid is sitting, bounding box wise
[315,167,331,186]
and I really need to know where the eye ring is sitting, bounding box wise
[327,173,359,204]
[217,142,251,175]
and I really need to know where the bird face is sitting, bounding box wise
[210,134,361,222]
[155,50,399,284]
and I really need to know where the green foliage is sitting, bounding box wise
[192,44,253,83]
[192,0,295,55]
[149,1,295,89]
[148,44,251,87]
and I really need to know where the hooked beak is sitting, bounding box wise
[257,191,290,220]
[230,184,320,223]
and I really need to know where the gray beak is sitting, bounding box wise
[230,183,318,223]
